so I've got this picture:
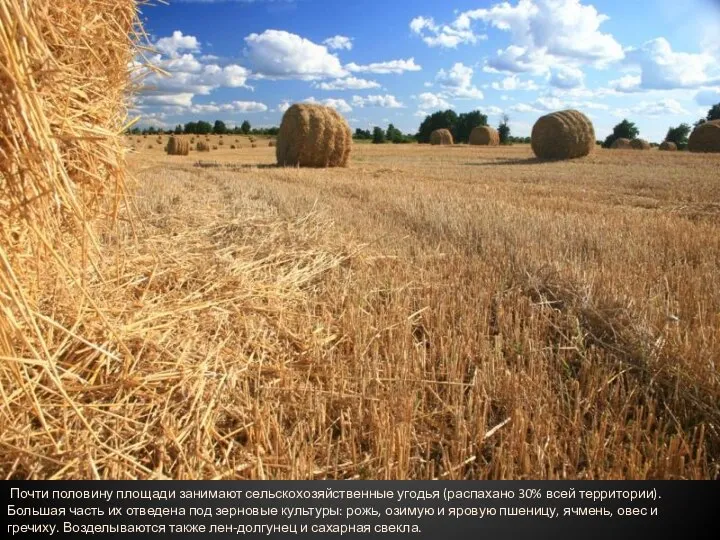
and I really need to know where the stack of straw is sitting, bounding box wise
[1,0,146,476]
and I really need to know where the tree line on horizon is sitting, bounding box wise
[127,102,720,148]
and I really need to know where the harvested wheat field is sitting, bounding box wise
[45,142,719,480]
[3,0,720,482]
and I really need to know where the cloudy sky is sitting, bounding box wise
[134,0,720,142]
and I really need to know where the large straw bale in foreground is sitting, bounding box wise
[688,120,720,153]
[430,129,454,145]
[611,138,632,149]
[276,104,352,167]
[659,141,677,151]
[630,138,650,150]
[1,0,145,475]
[469,126,500,146]
[531,110,595,160]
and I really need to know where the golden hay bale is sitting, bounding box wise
[1,0,145,474]
[165,136,189,156]
[276,103,352,167]
[469,126,499,146]
[611,138,632,149]
[688,120,720,153]
[430,129,454,145]
[268,141,276,147]
[659,141,677,151]
[630,138,650,150]
[212,145,218,150]
[252,143,257,148]
[218,139,223,145]
[531,110,595,160]
[196,141,210,152]
[230,145,236,149]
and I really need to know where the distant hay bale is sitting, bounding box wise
[688,120,720,153]
[268,141,276,147]
[196,142,210,152]
[218,139,224,145]
[212,145,218,150]
[659,141,677,151]
[430,129,454,145]
[630,138,650,150]
[531,110,595,160]
[230,145,236,149]
[252,143,257,148]
[276,103,352,167]
[611,138,632,149]
[166,136,189,156]
[469,126,499,146]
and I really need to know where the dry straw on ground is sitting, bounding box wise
[659,141,678,151]
[276,104,352,167]
[531,110,595,160]
[688,120,720,153]
[611,138,632,149]
[430,129,454,145]
[631,138,651,150]
[166,136,189,156]
[469,126,500,146]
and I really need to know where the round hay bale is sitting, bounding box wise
[276,103,352,167]
[196,141,210,152]
[230,145,236,149]
[659,141,677,151]
[611,138,632,149]
[212,145,218,150]
[531,110,594,160]
[165,136,189,156]
[268,141,276,147]
[630,138,650,150]
[688,120,720,153]
[469,126,499,146]
[430,129,453,145]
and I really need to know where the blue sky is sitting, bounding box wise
[134,0,720,141]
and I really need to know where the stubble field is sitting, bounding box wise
[104,136,720,480]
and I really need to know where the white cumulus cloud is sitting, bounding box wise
[351,95,405,108]
[436,63,484,99]
[323,35,353,50]
[346,58,421,74]
[244,30,347,80]
[314,77,381,90]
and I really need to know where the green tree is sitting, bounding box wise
[372,126,386,144]
[386,124,404,143]
[453,110,488,143]
[353,128,372,140]
[498,114,511,145]
[173,125,182,135]
[664,123,691,149]
[705,103,720,122]
[602,119,640,148]
[241,120,251,135]
[416,109,458,143]
[196,121,212,135]
[213,120,227,135]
